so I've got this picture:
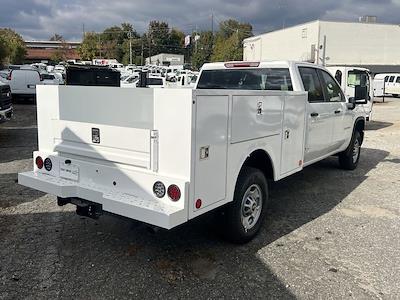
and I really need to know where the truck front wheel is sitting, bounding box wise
[339,131,362,170]
[221,167,269,244]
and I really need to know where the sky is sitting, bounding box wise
[1,0,400,41]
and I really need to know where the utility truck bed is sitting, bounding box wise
[19,61,366,243]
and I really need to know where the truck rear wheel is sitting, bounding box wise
[221,167,268,244]
[339,131,362,170]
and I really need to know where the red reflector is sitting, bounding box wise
[224,62,260,68]
[35,156,44,169]
[195,199,202,209]
[167,185,181,201]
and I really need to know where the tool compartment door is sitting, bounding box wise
[193,95,229,210]
[280,94,307,176]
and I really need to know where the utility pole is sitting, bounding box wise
[82,23,85,40]
[322,35,327,66]
[211,12,214,35]
[98,34,102,58]
[129,31,132,65]
[148,33,151,64]
[141,41,144,66]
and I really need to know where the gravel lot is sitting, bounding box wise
[0,99,399,299]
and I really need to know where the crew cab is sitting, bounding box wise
[18,61,367,243]
[0,82,13,123]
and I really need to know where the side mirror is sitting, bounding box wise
[347,97,356,110]
[354,86,368,104]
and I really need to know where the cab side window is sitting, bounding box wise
[396,77,400,83]
[319,70,345,102]
[299,67,324,102]
[389,76,395,83]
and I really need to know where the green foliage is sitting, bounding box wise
[191,31,213,69]
[211,19,253,62]
[0,28,26,64]
[78,32,99,60]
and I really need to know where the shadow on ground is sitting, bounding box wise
[0,146,388,299]
[365,120,393,131]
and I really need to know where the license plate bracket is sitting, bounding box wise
[60,162,79,181]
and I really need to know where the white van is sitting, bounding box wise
[373,73,400,97]
[8,69,43,98]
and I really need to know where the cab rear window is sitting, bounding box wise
[197,68,293,91]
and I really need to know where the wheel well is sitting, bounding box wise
[242,150,274,181]
[355,118,365,144]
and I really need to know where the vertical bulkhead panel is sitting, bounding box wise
[193,95,229,210]
[280,94,307,176]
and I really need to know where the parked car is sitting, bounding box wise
[8,69,43,99]
[42,73,60,85]
[19,61,367,243]
[0,70,10,83]
[0,82,13,123]
[121,75,165,88]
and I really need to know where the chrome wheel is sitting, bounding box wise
[241,184,263,231]
[352,139,360,163]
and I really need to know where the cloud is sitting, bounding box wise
[1,0,400,41]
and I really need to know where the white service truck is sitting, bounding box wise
[19,61,367,243]
[327,66,373,121]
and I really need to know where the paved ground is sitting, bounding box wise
[0,99,399,299]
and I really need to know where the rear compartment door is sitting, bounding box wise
[51,86,155,169]
[193,95,229,210]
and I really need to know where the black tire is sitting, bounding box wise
[339,131,362,170]
[221,166,268,244]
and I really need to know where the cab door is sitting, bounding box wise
[318,69,351,150]
[299,67,335,163]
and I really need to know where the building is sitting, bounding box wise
[145,53,184,66]
[243,20,400,73]
[24,40,81,63]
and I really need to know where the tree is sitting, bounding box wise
[0,28,26,64]
[146,21,170,55]
[211,19,253,62]
[191,31,213,69]
[168,28,185,54]
[0,34,9,67]
[50,40,69,63]
[49,34,64,41]
[78,32,99,60]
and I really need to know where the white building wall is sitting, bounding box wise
[244,20,400,67]
[146,53,184,66]
[243,21,320,62]
[319,21,400,66]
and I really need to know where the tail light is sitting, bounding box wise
[7,72,11,81]
[44,158,52,171]
[195,199,202,209]
[167,185,181,201]
[153,181,166,198]
[35,156,44,169]
[39,72,44,81]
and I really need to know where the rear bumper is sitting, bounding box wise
[18,170,188,229]
[0,107,13,123]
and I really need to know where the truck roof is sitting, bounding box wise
[201,61,316,70]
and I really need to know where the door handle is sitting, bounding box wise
[334,110,342,114]
[310,112,319,117]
